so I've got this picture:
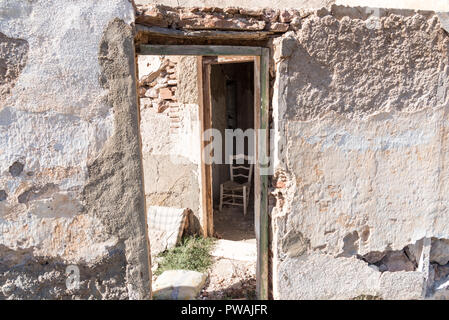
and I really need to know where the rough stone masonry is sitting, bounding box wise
[1,0,449,300]
[271,7,449,299]
[0,0,150,299]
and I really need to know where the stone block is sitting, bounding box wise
[268,22,289,32]
[178,16,265,31]
[136,6,169,27]
[264,9,280,22]
[211,239,256,262]
[280,10,293,23]
[153,270,207,300]
[144,88,158,98]
[239,8,263,18]
[431,238,449,265]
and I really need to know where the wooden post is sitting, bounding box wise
[198,57,214,237]
[255,48,270,300]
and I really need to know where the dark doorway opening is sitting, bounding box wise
[210,62,255,243]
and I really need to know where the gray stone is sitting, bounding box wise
[282,230,309,258]
[381,251,415,272]
[8,161,24,177]
[363,251,386,264]
[0,32,29,101]
[431,238,449,266]
[153,270,207,300]
[405,240,423,264]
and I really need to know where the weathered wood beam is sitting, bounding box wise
[136,25,274,41]
[138,44,263,56]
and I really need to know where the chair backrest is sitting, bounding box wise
[229,154,254,184]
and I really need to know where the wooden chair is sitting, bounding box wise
[219,154,254,216]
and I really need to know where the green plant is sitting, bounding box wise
[155,235,216,276]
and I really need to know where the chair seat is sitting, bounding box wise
[221,180,250,191]
[219,155,254,216]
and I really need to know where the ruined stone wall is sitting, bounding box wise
[138,55,203,233]
[0,0,151,299]
[271,7,449,299]
[135,3,449,299]
[135,4,302,33]
[2,0,448,300]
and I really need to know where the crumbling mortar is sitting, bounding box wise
[81,18,151,299]
[135,4,445,37]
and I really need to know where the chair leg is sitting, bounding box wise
[243,186,247,216]
[219,184,223,212]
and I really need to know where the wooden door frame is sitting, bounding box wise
[138,45,270,300]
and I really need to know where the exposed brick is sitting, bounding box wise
[158,103,169,113]
[178,16,266,31]
[179,12,203,21]
[239,8,264,17]
[136,7,169,27]
[276,180,286,189]
[268,22,289,32]
[159,87,173,100]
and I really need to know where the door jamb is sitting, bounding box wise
[138,45,270,300]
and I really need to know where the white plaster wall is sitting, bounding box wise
[271,10,449,299]
[140,103,201,164]
[0,0,134,263]
[138,55,203,230]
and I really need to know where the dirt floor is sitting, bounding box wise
[200,255,256,299]
[150,205,257,300]
[200,206,257,300]
[213,205,255,241]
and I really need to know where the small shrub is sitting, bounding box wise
[155,236,216,276]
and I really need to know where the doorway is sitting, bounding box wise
[209,61,255,242]
[137,45,269,300]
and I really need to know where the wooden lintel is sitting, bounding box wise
[139,44,262,56]
[136,25,274,41]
